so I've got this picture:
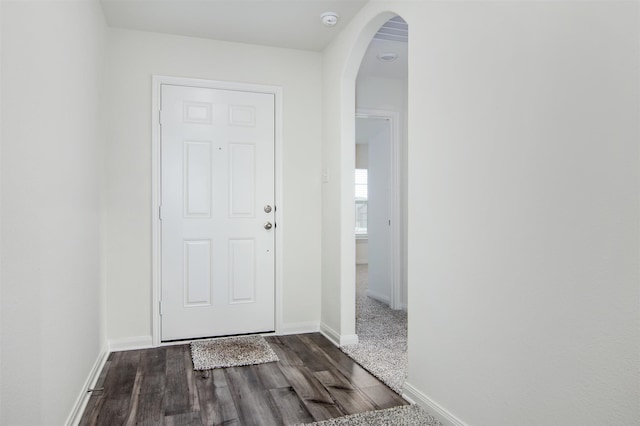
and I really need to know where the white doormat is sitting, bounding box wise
[190,335,279,370]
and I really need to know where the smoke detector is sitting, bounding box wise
[321,12,339,27]
[377,52,398,62]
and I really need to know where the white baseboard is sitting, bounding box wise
[65,347,109,426]
[278,321,320,335]
[340,333,359,345]
[366,289,390,305]
[319,323,341,346]
[108,335,153,352]
[403,382,467,426]
[320,322,359,347]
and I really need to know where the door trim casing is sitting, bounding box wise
[355,108,402,310]
[151,75,284,346]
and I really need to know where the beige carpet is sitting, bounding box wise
[296,404,441,426]
[340,264,408,393]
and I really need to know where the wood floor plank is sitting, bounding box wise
[277,366,334,404]
[164,346,195,416]
[255,361,289,390]
[359,384,408,410]
[322,386,377,415]
[94,395,132,426]
[225,366,282,426]
[133,390,166,426]
[139,347,167,392]
[79,358,112,425]
[313,370,355,390]
[194,368,240,425]
[164,411,203,426]
[278,365,344,421]
[78,392,107,426]
[102,350,140,398]
[79,361,111,426]
[124,370,144,426]
[79,333,407,425]
[300,333,381,388]
[268,387,314,425]
[224,364,264,391]
[277,335,334,372]
[264,336,304,367]
[84,350,140,425]
[314,364,379,416]
[133,348,168,425]
[183,345,201,413]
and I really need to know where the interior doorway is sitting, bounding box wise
[354,14,408,314]
[339,14,409,394]
[355,112,401,309]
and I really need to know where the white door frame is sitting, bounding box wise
[151,75,284,346]
[355,108,402,310]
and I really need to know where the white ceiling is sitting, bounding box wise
[100,0,368,52]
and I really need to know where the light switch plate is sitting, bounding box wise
[322,168,329,183]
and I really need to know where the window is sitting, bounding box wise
[355,169,368,238]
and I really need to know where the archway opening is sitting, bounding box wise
[340,13,409,395]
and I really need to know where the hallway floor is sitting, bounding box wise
[340,265,408,393]
[79,333,406,425]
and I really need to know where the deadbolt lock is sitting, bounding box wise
[264,205,273,213]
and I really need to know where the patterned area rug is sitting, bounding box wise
[297,404,441,426]
[190,335,279,370]
[340,265,408,394]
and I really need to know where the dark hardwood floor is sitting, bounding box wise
[79,333,407,425]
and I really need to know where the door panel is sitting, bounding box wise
[229,143,256,217]
[229,238,256,303]
[160,84,275,341]
[183,239,212,306]
[364,118,392,304]
[184,141,213,217]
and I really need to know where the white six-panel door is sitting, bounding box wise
[160,84,275,341]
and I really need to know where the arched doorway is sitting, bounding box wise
[338,12,409,394]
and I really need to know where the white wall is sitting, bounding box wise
[321,9,394,344]
[104,28,323,343]
[355,239,368,265]
[356,143,368,169]
[0,1,107,424]
[357,76,407,112]
[323,1,639,425]
[357,76,408,308]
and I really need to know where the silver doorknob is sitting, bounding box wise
[264,222,273,230]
